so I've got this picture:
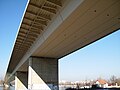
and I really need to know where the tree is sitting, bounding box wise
[116,78,120,86]
[0,80,4,85]
[110,75,117,85]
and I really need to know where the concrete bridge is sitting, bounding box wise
[5,0,120,89]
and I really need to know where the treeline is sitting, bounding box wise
[108,75,120,85]
[66,88,120,90]
[0,80,4,84]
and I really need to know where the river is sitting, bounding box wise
[0,86,120,90]
[0,86,14,90]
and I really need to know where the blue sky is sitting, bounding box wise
[0,0,28,79]
[59,30,120,81]
[0,0,120,81]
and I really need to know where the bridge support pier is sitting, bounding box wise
[15,71,28,90]
[28,57,58,90]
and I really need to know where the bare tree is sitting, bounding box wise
[110,75,117,85]
[116,78,120,86]
[0,80,4,85]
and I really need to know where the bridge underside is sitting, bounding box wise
[32,0,120,58]
[5,0,120,89]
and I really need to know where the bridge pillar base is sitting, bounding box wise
[15,71,28,90]
[28,57,58,90]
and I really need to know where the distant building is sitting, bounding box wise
[95,79,108,88]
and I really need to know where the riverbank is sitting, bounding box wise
[66,88,120,90]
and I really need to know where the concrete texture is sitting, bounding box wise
[15,71,28,90]
[28,57,58,90]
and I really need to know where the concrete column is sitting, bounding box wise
[15,71,28,90]
[28,57,58,90]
